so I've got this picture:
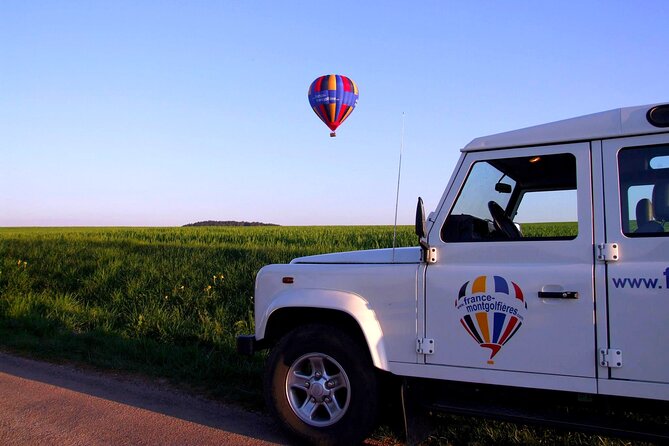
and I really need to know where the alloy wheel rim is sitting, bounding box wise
[285,352,351,427]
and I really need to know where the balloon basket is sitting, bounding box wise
[330,132,336,137]
[487,360,495,365]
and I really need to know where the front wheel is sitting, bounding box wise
[264,324,378,446]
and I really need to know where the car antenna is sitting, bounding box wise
[392,112,406,262]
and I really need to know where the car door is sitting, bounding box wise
[424,142,597,387]
[601,135,669,386]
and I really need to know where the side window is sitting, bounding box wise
[442,153,578,242]
[619,145,669,236]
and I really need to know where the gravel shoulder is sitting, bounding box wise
[0,351,290,445]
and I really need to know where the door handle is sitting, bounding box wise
[538,291,579,299]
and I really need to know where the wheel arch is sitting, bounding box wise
[258,289,389,370]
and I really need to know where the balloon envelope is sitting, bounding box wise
[308,74,358,136]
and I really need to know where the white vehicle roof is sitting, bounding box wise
[464,103,669,151]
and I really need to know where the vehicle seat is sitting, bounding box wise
[635,198,663,233]
[653,181,669,222]
[642,181,669,233]
[636,198,653,226]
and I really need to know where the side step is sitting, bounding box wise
[402,378,669,445]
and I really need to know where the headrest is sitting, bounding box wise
[653,181,669,221]
[636,198,653,225]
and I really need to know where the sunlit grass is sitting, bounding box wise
[0,226,415,404]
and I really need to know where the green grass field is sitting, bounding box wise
[519,221,578,238]
[0,226,415,402]
[0,225,648,445]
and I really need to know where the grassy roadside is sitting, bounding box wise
[0,226,415,407]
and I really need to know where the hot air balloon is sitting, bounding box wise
[307,74,358,137]
[454,275,527,364]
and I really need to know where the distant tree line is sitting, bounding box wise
[183,220,279,227]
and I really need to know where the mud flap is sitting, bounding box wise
[401,378,436,446]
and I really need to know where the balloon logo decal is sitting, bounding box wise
[308,74,358,137]
[455,275,527,364]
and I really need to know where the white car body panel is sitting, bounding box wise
[291,247,421,264]
[465,103,667,151]
[255,250,422,368]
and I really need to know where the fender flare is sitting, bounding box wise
[257,288,389,370]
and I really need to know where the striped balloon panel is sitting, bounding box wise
[461,313,522,347]
[457,275,525,303]
[308,74,358,132]
[456,275,526,358]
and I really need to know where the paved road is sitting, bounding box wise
[0,352,290,445]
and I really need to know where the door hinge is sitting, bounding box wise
[416,338,435,355]
[596,243,620,262]
[420,245,437,264]
[599,348,623,368]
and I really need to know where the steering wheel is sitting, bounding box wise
[488,201,521,239]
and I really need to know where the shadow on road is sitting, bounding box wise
[0,351,289,445]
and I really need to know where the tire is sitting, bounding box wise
[264,324,379,446]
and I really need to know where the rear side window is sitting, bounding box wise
[619,144,669,236]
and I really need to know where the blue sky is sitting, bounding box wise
[2,1,668,226]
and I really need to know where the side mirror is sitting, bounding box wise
[415,197,428,249]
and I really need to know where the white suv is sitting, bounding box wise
[238,103,669,445]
